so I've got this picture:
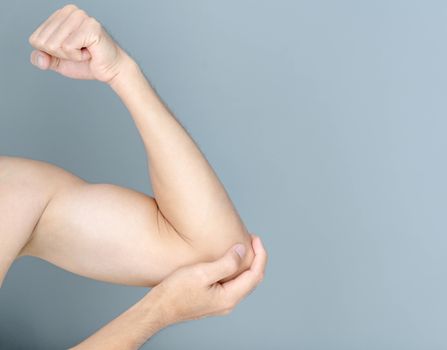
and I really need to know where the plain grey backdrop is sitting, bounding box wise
[1,0,447,349]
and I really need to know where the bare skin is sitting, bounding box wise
[1,4,268,348]
[70,235,267,350]
[0,3,256,288]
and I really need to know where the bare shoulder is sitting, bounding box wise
[0,156,87,286]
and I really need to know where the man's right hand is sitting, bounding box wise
[28,3,130,83]
[150,234,268,326]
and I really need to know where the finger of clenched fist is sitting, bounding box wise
[28,4,128,83]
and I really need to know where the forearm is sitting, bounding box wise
[69,235,267,350]
[108,50,253,260]
[70,291,166,350]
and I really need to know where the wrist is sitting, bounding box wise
[107,48,141,90]
[115,290,167,349]
[142,285,177,327]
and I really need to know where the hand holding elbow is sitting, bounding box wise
[148,235,267,326]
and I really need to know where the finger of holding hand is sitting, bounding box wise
[199,243,246,285]
[222,235,267,302]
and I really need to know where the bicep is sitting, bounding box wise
[24,181,200,286]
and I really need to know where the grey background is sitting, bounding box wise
[1,0,446,349]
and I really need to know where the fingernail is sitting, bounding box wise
[234,244,246,258]
[37,55,43,68]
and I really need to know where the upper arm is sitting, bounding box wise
[21,174,201,287]
[15,156,253,287]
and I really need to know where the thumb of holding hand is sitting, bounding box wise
[202,243,246,284]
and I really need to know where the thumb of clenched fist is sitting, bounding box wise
[28,4,127,83]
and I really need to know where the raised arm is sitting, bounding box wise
[89,7,255,266]
[15,4,253,286]
[106,45,254,273]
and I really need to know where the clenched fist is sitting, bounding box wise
[28,3,129,83]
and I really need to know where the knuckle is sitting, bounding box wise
[86,17,102,33]
[74,9,87,18]
[34,38,46,49]
[193,267,207,282]
[62,4,78,12]
[225,256,239,273]
[45,42,59,52]
[28,32,40,46]
[87,16,100,26]
[61,41,72,50]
